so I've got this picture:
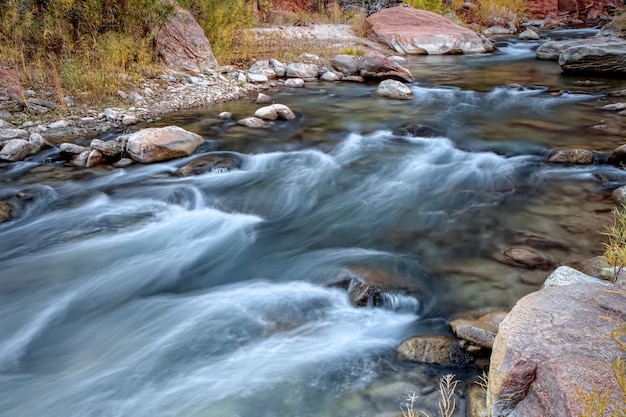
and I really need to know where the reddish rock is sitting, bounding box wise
[367,8,487,55]
[358,52,414,83]
[489,283,626,417]
[0,68,26,111]
[526,0,622,24]
[155,2,219,73]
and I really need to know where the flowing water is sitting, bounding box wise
[1,31,626,417]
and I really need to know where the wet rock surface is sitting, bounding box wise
[176,153,243,177]
[397,335,471,366]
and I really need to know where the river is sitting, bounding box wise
[1,30,625,417]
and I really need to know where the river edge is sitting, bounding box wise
[2,25,626,417]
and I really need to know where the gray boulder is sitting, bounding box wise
[90,139,122,159]
[0,139,31,161]
[518,29,540,40]
[248,60,277,80]
[375,79,414,100]
[559,44,626,74]
[542,266,609,287]
[125,126,204,163]
[284,78,305,88]
[254,104,296,121]
[0,128,29,143]
[286,63,319,79]
[330,54,360,76]
[321,70,341,82]
[489,283,626,417]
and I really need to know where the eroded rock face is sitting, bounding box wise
[358,53,414,82]
[536,38,626,60]
[367,8,487,55]
[125,126,204,163]
[489,282,626,417]
[155,2,219,73]
[559,44,626,74]
[525,0,622,24]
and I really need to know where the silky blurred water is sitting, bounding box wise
[1,32,625,417]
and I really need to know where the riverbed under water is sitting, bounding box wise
[1,30,626,417]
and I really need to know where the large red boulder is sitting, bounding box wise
[156,2,219,73]
[488,280,626,417]
[367,7,488,55]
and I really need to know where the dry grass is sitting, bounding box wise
[350,12,370,38]
[402,374,459,417]
[601,204,626,283]
[576,315,626,417]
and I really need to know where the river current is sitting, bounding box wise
[1,30,626,417]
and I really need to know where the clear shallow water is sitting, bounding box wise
[1,32,626,417]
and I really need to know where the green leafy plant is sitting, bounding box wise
[403,0,443,13]
[340,47,365,56]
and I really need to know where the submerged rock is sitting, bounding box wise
[397,335,471,365]
[392,123,444,138]
[125,126,204,163]
[0,200,12,222]
[495,247,553,269]
[176,153,243,177]
[237,116,272,128]
[548,148,594,164]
